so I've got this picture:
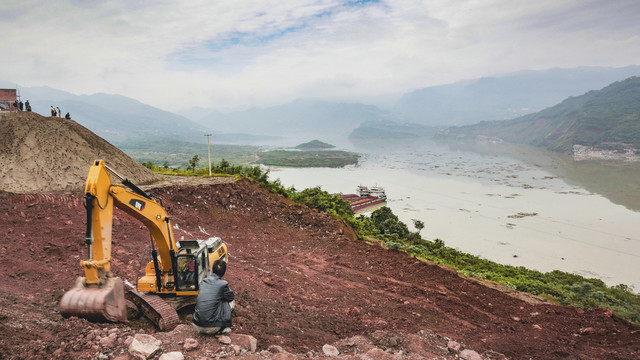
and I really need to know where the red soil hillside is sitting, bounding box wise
[1,179,638,359]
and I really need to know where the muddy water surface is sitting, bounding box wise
[268,142,640,290]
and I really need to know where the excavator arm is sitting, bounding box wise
[81,160,179,283]
[60,160,179,323]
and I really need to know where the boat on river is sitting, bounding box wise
[339,185,387,212]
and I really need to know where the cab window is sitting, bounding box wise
[176,255,197,291]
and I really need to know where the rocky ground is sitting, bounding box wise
[1,111,639,359]
[2,178,639,360]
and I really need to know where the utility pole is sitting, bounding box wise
[205,134,212,176]
[15,86,20,113]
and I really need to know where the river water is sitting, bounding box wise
[267,142,640,290]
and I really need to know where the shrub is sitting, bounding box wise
[290,187,353,218]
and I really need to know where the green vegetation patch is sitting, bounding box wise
[398,238,640,324]
[257,150,359,167]
[120,138,358,169]
[143,158,292,196]
[117,138,258,169]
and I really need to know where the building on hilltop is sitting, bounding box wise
[0,89,17,112]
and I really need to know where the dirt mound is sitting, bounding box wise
[1,179,639,359]
[0,112,160,193]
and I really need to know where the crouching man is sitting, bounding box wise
[192,259,235,335]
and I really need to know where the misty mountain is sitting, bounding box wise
[349,120,437,142]
[182,99,405,144]
[10,85,210,143]
[395,66,640,126]
[180,106,226,123]
[1,84,269,145]
[6,65,639,147]
[441,76,640,152]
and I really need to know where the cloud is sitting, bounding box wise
[1,0,639,111]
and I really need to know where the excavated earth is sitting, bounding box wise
[1,112,639,359]
[0,112,160,193]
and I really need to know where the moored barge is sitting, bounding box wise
[339,185,387,212]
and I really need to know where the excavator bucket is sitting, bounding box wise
[59,277,127,323]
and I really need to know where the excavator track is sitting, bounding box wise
[126,288,180,331]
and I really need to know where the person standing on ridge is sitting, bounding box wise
[25,100,31,112]
[57,107,61,117]
[192,259,235,335]
[51,106,56,116]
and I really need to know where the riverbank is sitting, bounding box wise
[442,140,640,212]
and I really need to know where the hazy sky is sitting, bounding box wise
[2,0,639,111]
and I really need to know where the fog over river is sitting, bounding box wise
[268,142,640,291]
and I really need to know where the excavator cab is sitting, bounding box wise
[175,238,225,292]
[176,255,198,291]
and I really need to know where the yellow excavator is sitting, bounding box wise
[59,160,228,330]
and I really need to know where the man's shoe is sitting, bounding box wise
[216,327,232,335]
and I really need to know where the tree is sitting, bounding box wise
[142,161,157,170]
[371,207,409,237]
[290,186,353,218]
[162,160,169,169]
[412,219,425,235]
[189,155,200,172]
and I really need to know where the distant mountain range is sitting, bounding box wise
[440,76,640,152]
[349,120,438,142]
[394,66,640,126]
[181,99,403,144]
[3,66,639,147]
[0,83,268,145]
[3,85,210,143]
[181,66,640,143]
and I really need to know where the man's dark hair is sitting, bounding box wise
[212,259,226,277]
